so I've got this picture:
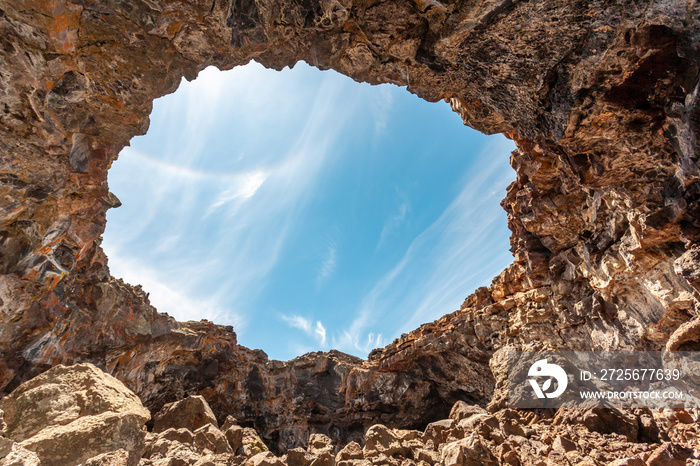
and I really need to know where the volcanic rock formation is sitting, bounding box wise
[1,0,699,462]
[1,363,698,465]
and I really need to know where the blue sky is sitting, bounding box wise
[103,62,516,360]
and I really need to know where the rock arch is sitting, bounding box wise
[0,0,698,451]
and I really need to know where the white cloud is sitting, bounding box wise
[316,240,338,286]
[205,170,268,217]
[378,197,410,249]
[315,321,327,346]
[281,314,313,332]
[281,314,329,348]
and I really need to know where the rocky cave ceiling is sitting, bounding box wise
[0,0,699,452]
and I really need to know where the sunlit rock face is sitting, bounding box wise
[0,0,698,457]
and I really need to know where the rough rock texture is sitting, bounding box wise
[0,363,150,441]
[153,396,218,434]
[0,0,699,461]
[0,364,148,465]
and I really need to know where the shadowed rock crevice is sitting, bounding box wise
[0,0,699,458]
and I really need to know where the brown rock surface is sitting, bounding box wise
[0,364,148,466]
[154,396,219,434]
[0,0,698,462]
[0,363,149,442]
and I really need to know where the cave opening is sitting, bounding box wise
[102,61,516,361]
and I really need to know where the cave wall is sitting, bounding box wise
[0,0,699,451]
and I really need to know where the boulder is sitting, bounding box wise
[153,396,218,433]
[193,424,232,454]
[241,427,269,457]
[457,414,500,441]
[288,447,315,466]
[142,428,205,462]
[646,443,694,466]
[0,364,150,442]
[364,425,420,459]
[19,412,145,466]
[224,425,243,454]
[448,402,485,422]
[440,433,498,466]
[422,420,455,445]
[308,433,333,456]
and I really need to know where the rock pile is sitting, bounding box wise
[1,364,698,466]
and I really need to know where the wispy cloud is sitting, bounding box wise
[281,314,328,348]
[332,137,515,355]
[104,61,516,361]
[315,321,327,346]
[316,239,338,286]
[281,314,313,333]
[377,193,410,249]
[205,170,267,217]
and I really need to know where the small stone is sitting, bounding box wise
[308,433,333,455]
[336,442,363,462]
[414,449,439,465]
[551,436,576,454]
[310,452,335,466]
[674,409,694,424]
[221,415,239,431]
[364,425,404,458]
[608,457,646,466]
[244,451,285,466]
[457,414,500,441]
[646,442,694,466]
[83,449,131,466]
[440,433,498,466]
[1,436,13,459]
[241,428,269,457]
